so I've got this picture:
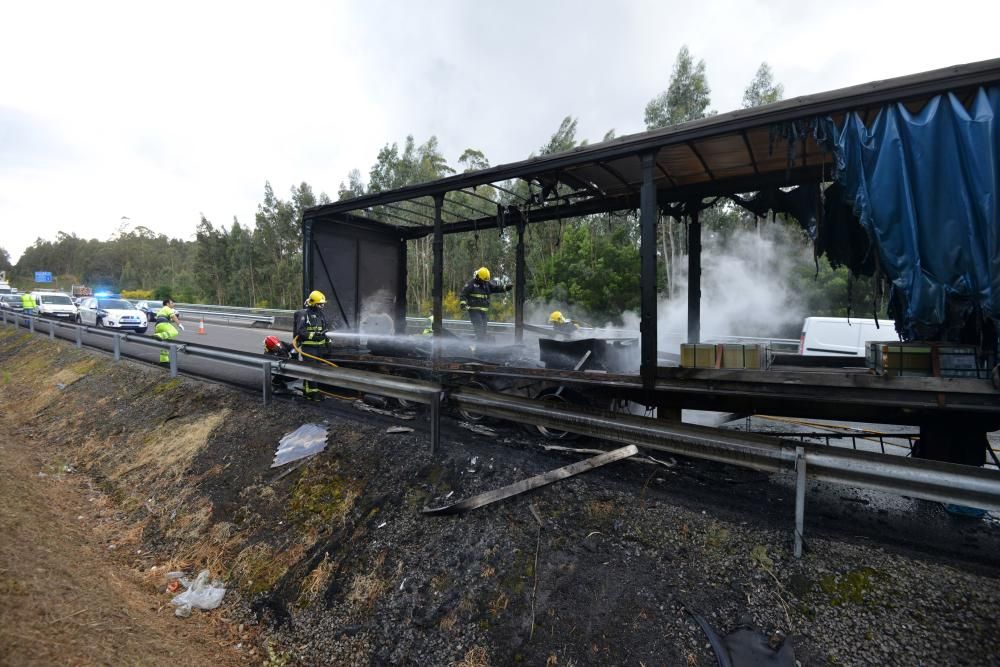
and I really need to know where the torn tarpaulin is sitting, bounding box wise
[687,607,796,667]
[271,423,329,468]
[820,86,1000,342]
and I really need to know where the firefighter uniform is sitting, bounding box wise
[293,291,331,401]
[459,267,511,340]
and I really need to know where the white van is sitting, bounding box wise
[32,291,78,320]
[799,317,899,356]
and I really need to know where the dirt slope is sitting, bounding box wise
[1,327,998,666]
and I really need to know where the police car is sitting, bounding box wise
[77,295,148,333]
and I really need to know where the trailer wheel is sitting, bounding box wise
[456,380,493,423]
[533,387,583,440]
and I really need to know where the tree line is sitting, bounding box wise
[3,46,869,322]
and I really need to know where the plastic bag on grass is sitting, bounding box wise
[169,569,226,617]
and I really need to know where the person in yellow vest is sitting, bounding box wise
[422,314,434,336]
[21,292,36,316]
[293,290,331,401]
[153,298,182,364]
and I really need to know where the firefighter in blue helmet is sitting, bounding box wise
[459,267,511,340]
[293,290,331,401]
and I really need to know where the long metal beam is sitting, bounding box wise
[399,165,826,239]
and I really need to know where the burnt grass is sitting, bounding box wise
[2,327,1000,666]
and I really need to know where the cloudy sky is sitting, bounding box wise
[2,0,997,263]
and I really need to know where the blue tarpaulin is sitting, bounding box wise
[824,87,1000,340]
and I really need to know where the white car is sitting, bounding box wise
[32,291,78,320]
[77,296,148,333]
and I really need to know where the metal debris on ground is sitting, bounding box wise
[540,444,676,468]
[422,445,638,515]
[353,400,416,420]
[386,426,414,434]
[271,423,329,468]
[457,421,498,437]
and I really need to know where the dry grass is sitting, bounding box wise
[112,410,228,484]
[346,571,387,609]
[453,645,490,667]
[585,499,620,525]
[299,552,335,604]
[488,591,510,616]
[480,564,496,578]
[0,420,239,666]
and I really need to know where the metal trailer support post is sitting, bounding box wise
[302,219,313,303]
[113,334,121,361]
[639,151,658,388]
[794,446,806,558]
[429,390,443,456]
[687,209,702,344]
[396,238,408,334]
[262,362,273,406]
[169,344,178,377]
[432,194,444,346]
[515,218,526,344]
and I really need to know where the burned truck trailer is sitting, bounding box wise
[303,57,1000,466]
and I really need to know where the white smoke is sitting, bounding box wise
[657,223,809,352]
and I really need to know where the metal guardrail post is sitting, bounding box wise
[1,309,6,325]
[429,390,443,456]
[29,316,34,334]
[262,362,273,406]
[113,334,121,361]
[49,320,55,340]
[75,325,82,348]
[169,345,178,377]
[794,446,806,559]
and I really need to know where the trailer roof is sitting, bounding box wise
[304,57,1000,236]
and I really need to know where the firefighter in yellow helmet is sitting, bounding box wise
[459,267,511,340]
[293,290,331,401]
[549,310,580,337]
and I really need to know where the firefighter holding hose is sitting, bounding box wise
[293,290,332,401]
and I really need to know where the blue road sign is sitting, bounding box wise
[34,271,53,283]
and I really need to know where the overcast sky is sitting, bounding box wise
[2,0,997,264]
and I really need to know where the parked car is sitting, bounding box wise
[77,297,148,333]
[799,317,899,356]
[136,300,162,322]
[32,291,78,320]
[0,294,23,312]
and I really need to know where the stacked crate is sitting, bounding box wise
[680,343,765,369]
[865,341,985,378]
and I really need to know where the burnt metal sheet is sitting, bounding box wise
[308,216,403,330]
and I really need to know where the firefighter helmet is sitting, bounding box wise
[475,267,491,281]
[264,335,281,352]
[306,290,327,306]
[549,310,567,324]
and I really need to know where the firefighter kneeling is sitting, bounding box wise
[263,335,296,393]
[293,290,332,401]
